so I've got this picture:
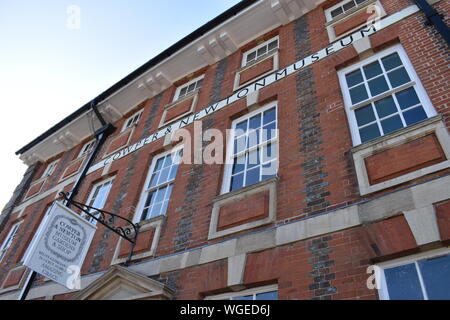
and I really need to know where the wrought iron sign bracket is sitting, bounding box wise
[59,192,140,265]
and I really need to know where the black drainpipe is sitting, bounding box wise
[414,0,450,46]
[66,102,116,206]
[19,101,116,300]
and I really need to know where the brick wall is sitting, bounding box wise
[1,0,449,300]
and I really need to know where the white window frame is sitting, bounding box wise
[41,159,59,178]
[242,36,279,68]
[221,102,278,195]
[205,284,278,300]
[173,75,204,102]
[121,110,143,132]
[134,146,183,223]
[78,139,96,158]
[338,44,436,146]
[83,176,115,225]
[377,247,450,300]
[0,221,22,262]
[325,0,370,22]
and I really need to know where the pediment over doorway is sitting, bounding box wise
[72,265,174,300]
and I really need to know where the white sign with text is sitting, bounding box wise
[23,201,96,290]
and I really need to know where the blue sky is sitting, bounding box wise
[0,0,241,208]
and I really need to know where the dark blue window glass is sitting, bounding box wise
[375,96,397,118]
[381,115,403,134]
[396,87,420,110]
[232,156,245,174]
[381,53,403,71]
[388,67,411,88]
[350,84,369,104]
[245,167,260,186]
[355,104,375,126]
[363,61,383,79]
[236,120,248,134]
[368,76,390,96]
[263,122,276,141]
[385,263,424,300]
[418,255,450,300]
[403,107,427,126]
[247,150,260,168]
[346,69,364,87]
[249,114,261,130]
[263,108,276,124]
[230,173,244,191]
[256,291,278,300]
[359,123,381,142]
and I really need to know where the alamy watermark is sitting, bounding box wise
[66,5,81,30]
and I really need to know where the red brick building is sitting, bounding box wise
[0,0,449,300]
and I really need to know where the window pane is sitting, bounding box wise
[387,67,411,88]
[374,96,397,118]
[343,1,356,11]
[179,87,187,98]
[150,203,162,218]
[247,52,256,62]
[346,69,364,87]
[247,150,260,168]
[359,123,381,142]
[154,186,167,203]
[187,83,196,93]
[268,40,278,51]
[163,154,173,167]
[232,156,246,174]
[262,162,277,180]
[384,263,424,300]
[245,167,260,186]
[356,0,368,4]
[149,172,159,188]
[144,191,155,209]
[262,122,276,141]
[395,87,420,110]
[235,120,248,135]
[164,184,173,201]
[403,106,427,126]
[155,158,164,171]
[368,76,390,96]
[257,46,267,57]
[355,104,376,126]
[381,115,403,134]
[263,108,276,124]
[381,53,403,71]
[247,129,260,148]
[234,136,246,154]
[92,183,111,209]
[363,61,383,79]
[262,143,274,163]
[418,254,450,300]
[331,7,343,18]
[168,164,179,181]
[158,167,171,184]
[249,114,261,130]
[230,173,244,191]
[350,84,369,104]
[256,291,278,300]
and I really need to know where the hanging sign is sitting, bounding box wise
[23,201,96,290]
